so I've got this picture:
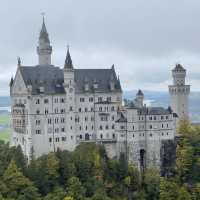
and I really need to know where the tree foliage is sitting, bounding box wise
[0,121,200,199]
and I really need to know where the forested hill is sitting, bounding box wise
[0,121,200,200]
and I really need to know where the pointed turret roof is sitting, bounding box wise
[39,16,50,43]
[137,89,144,96]
[173,63,186,71]
[9,77,14,87]
[64,47,73,69]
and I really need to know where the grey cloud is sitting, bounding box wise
[0,0,200,95]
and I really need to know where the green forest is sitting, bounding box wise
[0,121,200,200]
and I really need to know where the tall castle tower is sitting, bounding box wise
[37,16,52,65]
[169,64,190,122]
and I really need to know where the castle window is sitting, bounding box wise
[55,128,59,133]
[162,124,164,128]
[55,118,59,124]
[149,125,152,129]
[49,138,52,143]
[80,135,82,139]
[36,99,40,104]
[98,97,102,102]
[154,116,157,120]
[99,107,102,111]
[100,134,103,139]
[70,106,73,111]
[61,109,65,113]
[61,118,65,123]
[85,108,88,112]
[36,130,41,134]
[92,125,94,130]
[112,124,115,129]
[79,108,81,112]
[91,117,94,121]
[89,97,94,102]
[91,107,94,112]
[107,97,111,102]
[44,99,49,104]
[45,109,48,114]
[55,108,58,113]
[85,117,88,121]
[162,133,164,136]
[36,120,40,125]
[149,116,152,120]
[54,98,59,103]
[105,125,109,130]
[167,132,169,136]
[111,106,115,111]
[99,125,103,130]
[85,126,88,130]
[113,134,116,139]
[150,133,153,137]
[166,116,169,120]
[101,116,108,121]
[61,128,65,132]
[36,110,40,114]
[133,134,134,138]
[161,116,164,120]
[48,119,52,124]
[80,98,85,102]
[60,98,65,103]
[167,124,169,128]
[62,137,66,141]
[112,116,115,121]
[55,137,59,142]
[120,126,125,130]
[70,126,73,130]
[79,126,82,130]
[133,126,134,130]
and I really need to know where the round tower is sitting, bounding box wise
[169,64,190,121]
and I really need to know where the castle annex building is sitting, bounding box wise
[10,18,190,169]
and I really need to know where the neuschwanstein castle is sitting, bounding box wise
[10,18,190,169]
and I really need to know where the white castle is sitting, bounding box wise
[10,18,190,169]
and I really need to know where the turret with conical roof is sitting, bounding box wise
[135,89,144,108]
[169,63,190,123]
[64,47,73,70]
[37,16,52,66]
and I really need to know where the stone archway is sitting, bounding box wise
[85,133,90,141]
[140,149,146,169]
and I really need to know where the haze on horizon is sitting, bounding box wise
[0,0,200,96]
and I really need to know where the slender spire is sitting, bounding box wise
[39,13,50,43]
[9,76,14,87]
[17,57,21,67]
[111,64,115,70]
[64,46,73,69]
[37,13,52,65]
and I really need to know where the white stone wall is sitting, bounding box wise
[116,107,175,169]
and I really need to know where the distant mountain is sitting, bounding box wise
[124,90,200,123]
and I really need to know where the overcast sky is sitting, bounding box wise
[0,0,200,96]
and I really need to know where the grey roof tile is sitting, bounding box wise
[19,65,122,95]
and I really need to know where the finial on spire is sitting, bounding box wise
[39,12,50,43]
[17,57,21,67]
[41,12,45,23]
